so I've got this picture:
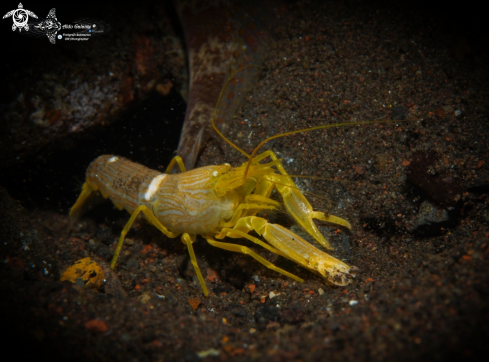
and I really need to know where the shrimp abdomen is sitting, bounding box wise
[85,155,161,214]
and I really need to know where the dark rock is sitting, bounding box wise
[88,238,113,261]
[406,151,463,208]
[412,200,454,236]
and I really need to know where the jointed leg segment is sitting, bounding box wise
[111,205,179,269]
[220,202,276,228]
[251,150,351,250]
[205,236,303,282]
[182,233,208,297]
[216,227,287,258]
[165,156,187,173]
[110,204,209,297]
[69,182,95,217]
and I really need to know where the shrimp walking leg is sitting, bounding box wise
[111,205,179,269]
[69,182,106,225]
[205,236,303,282]
[182,233,208,297]
[69,182,95,217]
[165,156,187,173]
[219,201,276,228]
[215,227,287,257]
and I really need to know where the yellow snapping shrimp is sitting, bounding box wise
[70,110,397,296]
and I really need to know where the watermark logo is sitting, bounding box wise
[3,2,37,32]
[34,8,61,44]
[3,3,109,45]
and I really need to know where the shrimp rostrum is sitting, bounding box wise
[69,122,378,296]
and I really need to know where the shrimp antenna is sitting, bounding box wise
[242,119,408,182]
[211,65,259,159]
[209,65,407,183]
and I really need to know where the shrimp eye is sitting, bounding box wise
[212,171,218,177]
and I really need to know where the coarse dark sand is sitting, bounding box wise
[1,1,488,361]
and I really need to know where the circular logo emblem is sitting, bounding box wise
[12,8,29,28]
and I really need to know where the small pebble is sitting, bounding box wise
[85,319,108,333]
[137,293,152,304]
